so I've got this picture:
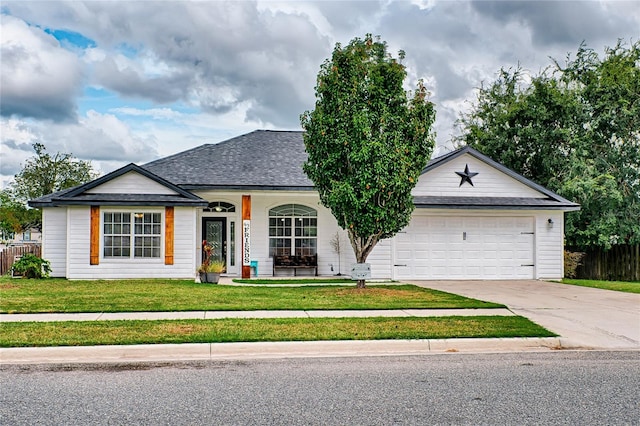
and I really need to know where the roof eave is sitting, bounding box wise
[414,204,581,211]
[32,200,209,207]
[181,184,317,192]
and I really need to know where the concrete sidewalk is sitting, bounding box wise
[0,308,514,322]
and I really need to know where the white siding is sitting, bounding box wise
[85,172,178,195]
[41,207,67,277]
[66,206,91,278]
[413,155,545,198]
[66,206,197,279]
[535,211,564,280]
[56,193,565,281]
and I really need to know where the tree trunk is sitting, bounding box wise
[347,229,382,289]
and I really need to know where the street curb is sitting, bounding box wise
[0,337,596,365]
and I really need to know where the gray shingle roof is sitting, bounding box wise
[28,131,579,212]
[142,130,314,190]
[28,186,77,207]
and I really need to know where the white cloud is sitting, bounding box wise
[0,118,39,185]
[0,111,161,187]
[109,107,184,120]
[0,14,83,121]
[1,0,638,188]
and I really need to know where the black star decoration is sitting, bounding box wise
[455,164,479,187]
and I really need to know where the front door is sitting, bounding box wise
[203,217,227,265]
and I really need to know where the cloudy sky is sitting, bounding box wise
[1,1,638,188]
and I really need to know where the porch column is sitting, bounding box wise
[242,195,251,278]
[90,206,100,265]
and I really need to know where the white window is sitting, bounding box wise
[269,204,317,256]
[103,212,162,258]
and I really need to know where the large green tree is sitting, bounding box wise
[1,143,97,233]
[458,41,639,250]
[12,143,97,202]
[301,34,436,287]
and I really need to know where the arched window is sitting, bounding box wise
[269,204,317,256]
[204,201,235,213]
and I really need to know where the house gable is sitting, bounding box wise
[413,153,545,198]
[29,163,207,208]
[85,171,179,195]
[411,146,579,211]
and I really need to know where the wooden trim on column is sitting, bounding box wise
[165,206,174,265]
[242,195,251,279]
[90,206,100,265]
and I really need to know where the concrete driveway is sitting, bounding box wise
[410,280,640,349]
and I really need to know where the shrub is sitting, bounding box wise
[11,253,52,279]
[564,250,585,278]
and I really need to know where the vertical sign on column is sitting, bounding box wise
[241,195,251,278]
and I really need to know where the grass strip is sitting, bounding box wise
[560,279,640,294]
[0,279,504,313]
[0,316,555,347]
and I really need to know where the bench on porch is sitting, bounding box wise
[272,254,318,276]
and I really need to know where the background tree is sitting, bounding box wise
[1,143,97,234]
[0,189,41,239]
[457,41,639,250]
[301,34,436,288]
[12,143,97,202]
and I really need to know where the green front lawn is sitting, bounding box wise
[560,279,640,294]
[0,316,554,347]
[0,278,504,313]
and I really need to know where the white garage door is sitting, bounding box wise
[394,216,535,280]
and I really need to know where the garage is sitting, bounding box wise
[374,145,581,281]
[393,215,535,280]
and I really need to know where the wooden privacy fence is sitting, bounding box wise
[572,244,640,282]
[0,245,41,276]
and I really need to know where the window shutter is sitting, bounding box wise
[165,206,174,265]
[90,206,100,265]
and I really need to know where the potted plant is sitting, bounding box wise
[197,240,214,283]
[206,259,226,284]
[197,262,208,283]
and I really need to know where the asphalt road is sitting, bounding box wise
[1,351,638,425]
